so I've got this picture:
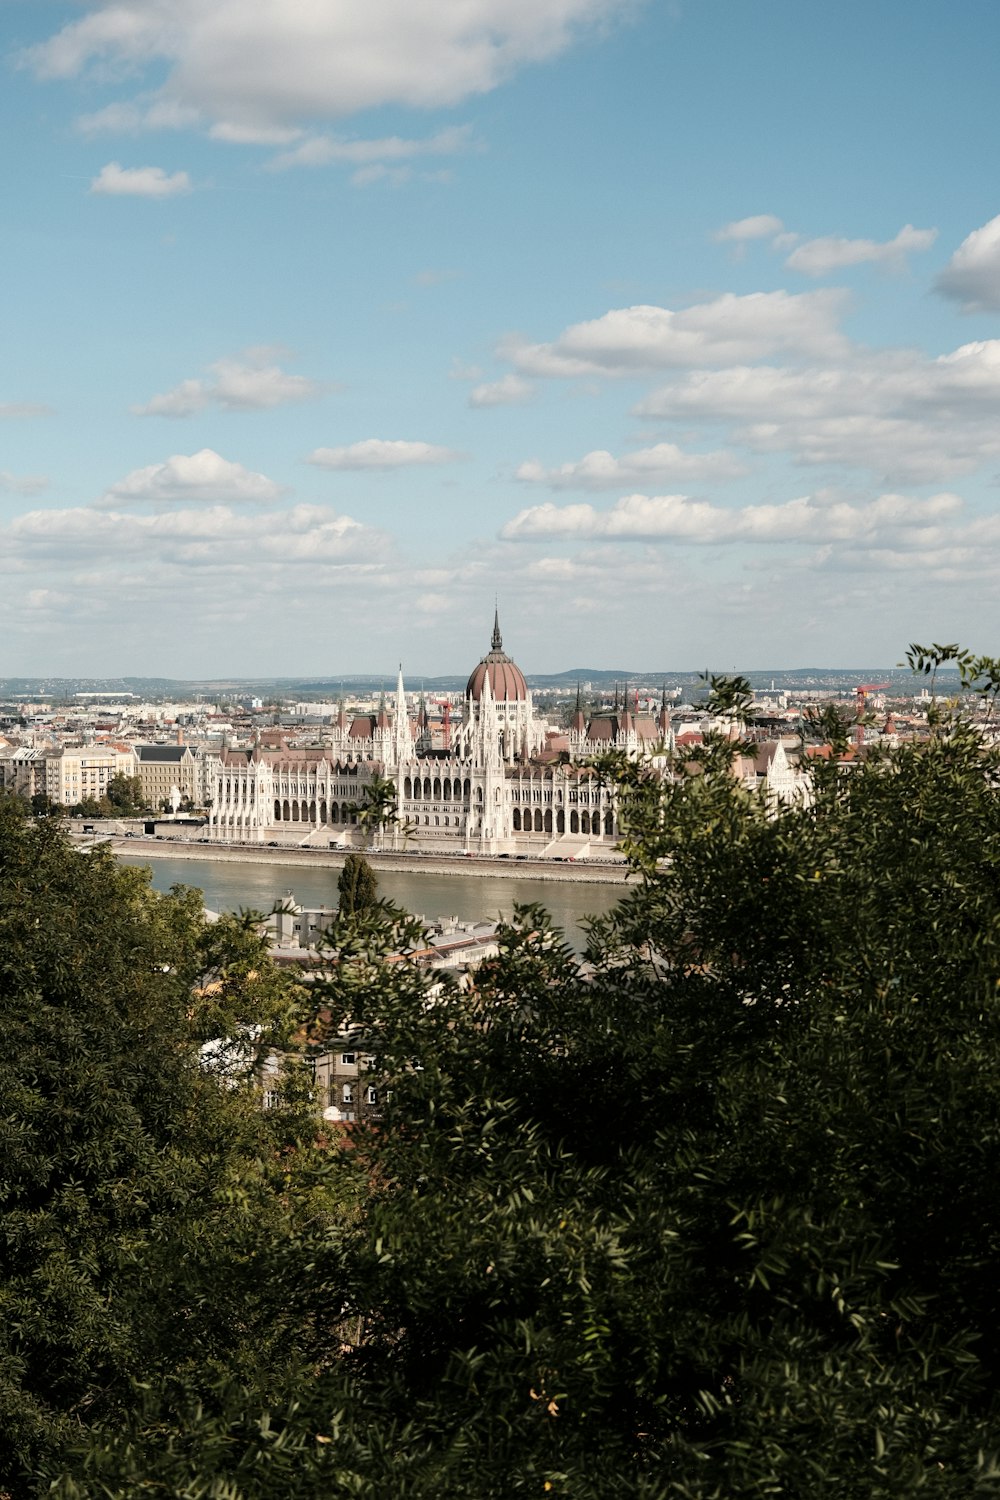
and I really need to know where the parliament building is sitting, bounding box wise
[206,614,673,857]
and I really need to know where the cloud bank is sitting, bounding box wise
[28,0,636,135]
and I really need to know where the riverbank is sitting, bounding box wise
[91,835,631,886]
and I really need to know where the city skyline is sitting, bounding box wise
[3,2,1000,674]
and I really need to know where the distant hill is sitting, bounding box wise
[0,664,959,703]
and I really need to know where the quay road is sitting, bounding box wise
[75,829,631,888]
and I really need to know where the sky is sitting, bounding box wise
[3,0,1000,676]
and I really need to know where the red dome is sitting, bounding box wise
[466,613,528,702]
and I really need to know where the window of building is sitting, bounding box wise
[343,1083,354,1103]
[341,1052,356,1065]
[366,1086,377,1106]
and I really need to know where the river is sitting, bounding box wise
[117,853,632,952]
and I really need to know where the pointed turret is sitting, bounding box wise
[658,682,672,736]
[571,681,586,734]
[492,604,502,652]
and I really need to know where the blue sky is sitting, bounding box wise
[3,0,1000,676]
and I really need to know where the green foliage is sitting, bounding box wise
[0,800,325,1496]
[337,851,379,916]
[104,772,145,815]
[18,649,1000,1495]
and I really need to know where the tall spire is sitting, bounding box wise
[492,603,502,652]
[392,665,413,768]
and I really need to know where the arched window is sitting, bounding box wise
[309,800,316,822]
[424,777,432,798]
[443,778,451,800]
[544,810,552,833]
[571,811,579,834]
[557,809,565,833]
[342,802,351,823]
[282,799,290,821]
[477,787,483,803]
[464,778,471,797]
[433,777,441,799]
[513,808,521,831]
[605,812,614,836]
[581,811,590,834]
[274,799,281,821]
[534,809,543,833]
[292,801,300,822]
[404,776,412,798]
[320,800,327,823]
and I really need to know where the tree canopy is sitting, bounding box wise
[0,798,321,1497]
[337,851,379,916]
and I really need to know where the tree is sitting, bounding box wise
[38,648,1000,1495]
[337,851,379,916]
[105,772,146,815]
[0,799,324,1497]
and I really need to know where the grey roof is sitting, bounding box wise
[136,744,192,763]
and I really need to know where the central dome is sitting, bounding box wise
[465,612,528,702]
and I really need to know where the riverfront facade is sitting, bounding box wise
[207,613,671,856]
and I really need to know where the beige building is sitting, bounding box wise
[44,745,136,807]
[0,747,47,800]
[135,744,204,809]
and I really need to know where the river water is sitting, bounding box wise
[117,854,631,952]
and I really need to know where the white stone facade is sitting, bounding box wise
[206,617,624,855]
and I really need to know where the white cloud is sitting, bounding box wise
[469,374,535,407]
[268,124,476,171]
[76,98,202,135]
[0,402,52,419]
[90,161,191,198]
[0,471,48,496]
[348,163,453,188]
[503,290,849,377]
[636,338,1000,484]
[935,214,1000,312]
[785,223,937,277]
[27,0,634,135]
[98,449,285,506]
[501,489,963,545]
[414,268,462,288]
[7,502,387,573]
[307,439,462,471]
[516,442,746,489]
[713,213,784,243]
[135,354,322,417]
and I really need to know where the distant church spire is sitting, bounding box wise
[492,604,502,652]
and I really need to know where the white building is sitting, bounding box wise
[207,613,645,856]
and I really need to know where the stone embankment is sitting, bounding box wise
[88,834,631,887]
